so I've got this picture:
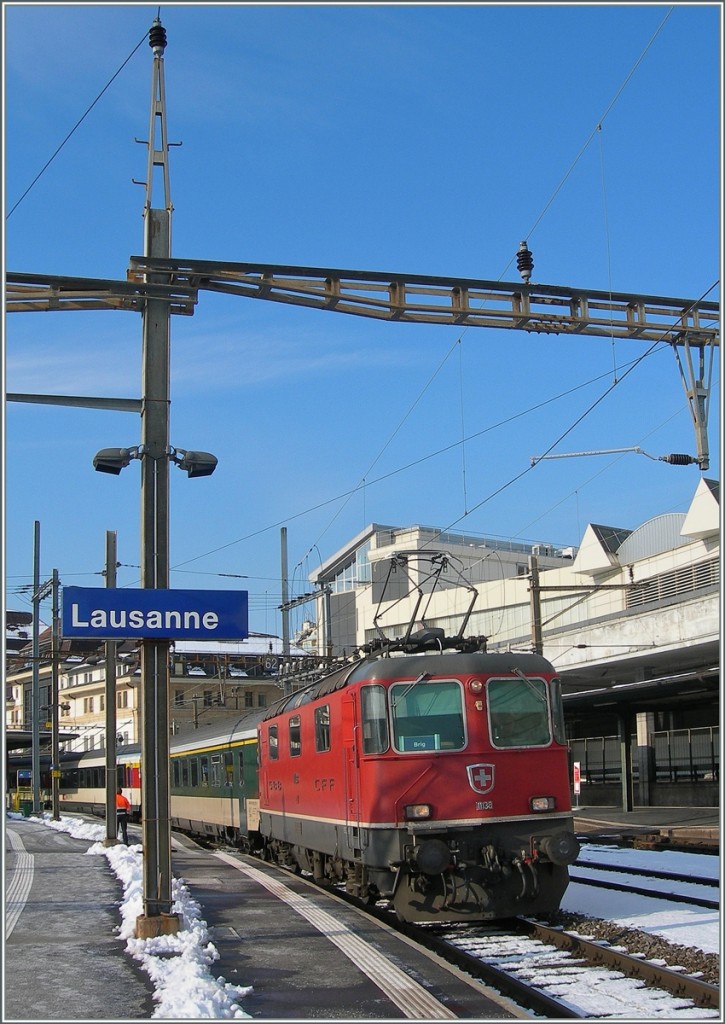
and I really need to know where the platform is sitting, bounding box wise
[4,816,524,1021]
[573,805,720,847]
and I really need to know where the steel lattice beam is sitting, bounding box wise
[6,259,719,467]
[5,272,196,315]
[125,256,719,347]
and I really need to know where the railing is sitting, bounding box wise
[653,727,719,782]
[570,726,719,785]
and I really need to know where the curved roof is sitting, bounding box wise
[617,512,689,563]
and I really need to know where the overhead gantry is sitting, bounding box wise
[6,259,719,468]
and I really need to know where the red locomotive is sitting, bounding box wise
[258,628,580,923]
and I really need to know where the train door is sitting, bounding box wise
[341,693,360,832]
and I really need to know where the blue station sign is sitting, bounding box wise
[62,587,248,640]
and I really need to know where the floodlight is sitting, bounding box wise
[93,447,139,475]
[171,448,218,478]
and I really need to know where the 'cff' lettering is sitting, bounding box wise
[71,603,219,632]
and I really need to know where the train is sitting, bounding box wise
[28,629,581,923]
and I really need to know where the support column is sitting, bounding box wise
[636,710,656,807]
[528,555,543,655]
[104,531,119,846]
[50,569,60,820]
[617,710,634,812]
[31,521,41,814]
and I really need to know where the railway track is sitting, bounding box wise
[569,867,719,910]
[326,882,719,1018]
[430,918,719,1017]
[574,859,719,888]
[197,828,721,1017]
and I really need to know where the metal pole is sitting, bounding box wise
[139,207,173,925]
[528,554,543,655]
[50,569,60,820]
[104,531,119,845]
[324,586,333,659]
[136,18,178,937]
[31,521,41,814]
[281,528,290,692]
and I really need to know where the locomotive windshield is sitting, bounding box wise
[390,679,465,752]
[488,675,552,747]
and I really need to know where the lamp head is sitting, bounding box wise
[173,448,218,478]
[93,447,136,474]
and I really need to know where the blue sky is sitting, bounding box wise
[3,3,721,638]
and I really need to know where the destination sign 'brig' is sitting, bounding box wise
[62,587,248,640]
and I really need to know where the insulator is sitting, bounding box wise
[661,453,696,465]
[149,22,167,55]
[517,240,534,283]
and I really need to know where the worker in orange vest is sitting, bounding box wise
[116,788,131,844]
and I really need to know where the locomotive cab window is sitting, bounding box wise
[361,684,389,753]
[390,679,465,752]
[488,676,551,747]
[550,677,567,744]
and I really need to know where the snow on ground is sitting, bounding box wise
[564,843,720,955]
[9,811,252,1019]
[9,814,720,1018]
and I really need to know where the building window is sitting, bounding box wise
[244,691,253,708]
[203,690,213,707]
[117,691,129,709]
[174,689,184,707]
[257,693,267,708]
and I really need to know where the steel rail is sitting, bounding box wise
[523,919,719,1010]
[568,871,719,910]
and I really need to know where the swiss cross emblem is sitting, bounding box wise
[467,763,495,795]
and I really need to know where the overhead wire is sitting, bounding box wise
[286,5,680,570]
[6,27,149,220]
[170,348,671,571]
[8,7,709,605]
[429,278,719,544]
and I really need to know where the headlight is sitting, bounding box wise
[530,796,556,812]
[405,803,432,820]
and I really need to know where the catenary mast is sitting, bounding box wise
[136,15,178,936]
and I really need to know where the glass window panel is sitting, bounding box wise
[390,680,465,752]
[289,714,301,757]
[315,705,331,752]
[361,684,389,754]
[488,676,551,747]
